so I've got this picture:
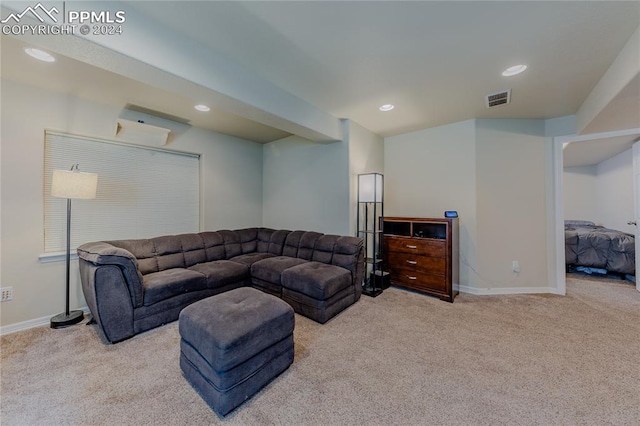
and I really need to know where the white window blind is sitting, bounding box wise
[44,131,200,252]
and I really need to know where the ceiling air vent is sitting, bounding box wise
[485,89,511,108]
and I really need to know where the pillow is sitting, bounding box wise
[564,220,596,227]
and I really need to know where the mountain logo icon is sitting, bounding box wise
[1,2,59,24]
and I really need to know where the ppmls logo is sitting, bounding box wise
[1,2,59,24]
[2,2,125,36]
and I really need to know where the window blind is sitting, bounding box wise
[44,131,200,252]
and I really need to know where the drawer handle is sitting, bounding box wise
[407,276,417,280]
[406,260,417,265]
[406,245,418,249]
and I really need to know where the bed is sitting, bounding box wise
[565,220,635,276]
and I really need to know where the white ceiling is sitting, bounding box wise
[126,1,639,135]
[0,36,291,143]
[563,134,639,168]
[1,1,639,150]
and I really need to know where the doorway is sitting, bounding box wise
[552,127,640,295]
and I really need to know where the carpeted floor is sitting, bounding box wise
[1,275,639,425]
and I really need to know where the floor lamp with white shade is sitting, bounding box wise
[50,164,98,329]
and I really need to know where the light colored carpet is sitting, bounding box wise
[1,275,639,425]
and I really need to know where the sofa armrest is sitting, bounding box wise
[77,242,144,307]
[331,236,365,298]
[80,261,135,343]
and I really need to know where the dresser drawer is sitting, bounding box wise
[384,236,446,257]
[386,252,446,275]
[391,268,447,293]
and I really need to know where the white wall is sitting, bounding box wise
[545,115,576,137]
[262,134,350,235]
[0,79,264,328]
[384,120,478,289]
[563,166,598,222]
[475,119,548,290]
[596,148,634,233]
[562,149,633,233]
[347,120,384,236]
[385,118,551,293]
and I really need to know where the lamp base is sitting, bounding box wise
[362,285,383,298]
[50,310,84,329]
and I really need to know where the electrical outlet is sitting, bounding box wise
[512,261,521,273]
[1,287,13,302]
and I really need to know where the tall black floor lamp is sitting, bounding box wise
[357,172,384,297]
[50,164,98,329]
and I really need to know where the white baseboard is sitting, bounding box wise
[459,285,563,296]
[0,307,90,336]
[1,285,564,335]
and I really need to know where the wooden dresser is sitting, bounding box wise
[383,217,459,302]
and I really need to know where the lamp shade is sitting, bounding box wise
[358,173,383,202]
[51,169,98,199]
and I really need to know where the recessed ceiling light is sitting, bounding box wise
[194,104,210,112]
[502,65,527,77]
[24,48,55,62]
[379,104,395,112]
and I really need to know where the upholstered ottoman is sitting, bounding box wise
[179,287,294,416]
[281,262,353,324]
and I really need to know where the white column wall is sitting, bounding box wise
[384,120,478,290]
[475,119,549,291]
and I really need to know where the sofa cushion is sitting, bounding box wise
[251,256,308,285]
[237,227,259,254]
[281,262,351,300]
[282,231,304,258]
[256,228,273,253]
[142,269,206,306]
[312,235,339,264]
[266,229,290,255]
[108,239,157,274]
[179,234,206,267]
[229,252,276,266]
[151,235,186,271]
[256,228,274,253]
[219,230,242,259]
[200,232,226,261]
[188,260,249,289]
[332,236,364,277]
[298,232,323,260]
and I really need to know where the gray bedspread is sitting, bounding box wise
[565,221,635,275]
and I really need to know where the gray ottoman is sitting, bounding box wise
[179,287,294,416]
[281,262,353,323]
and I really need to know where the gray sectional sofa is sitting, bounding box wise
[77,228,364,343]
